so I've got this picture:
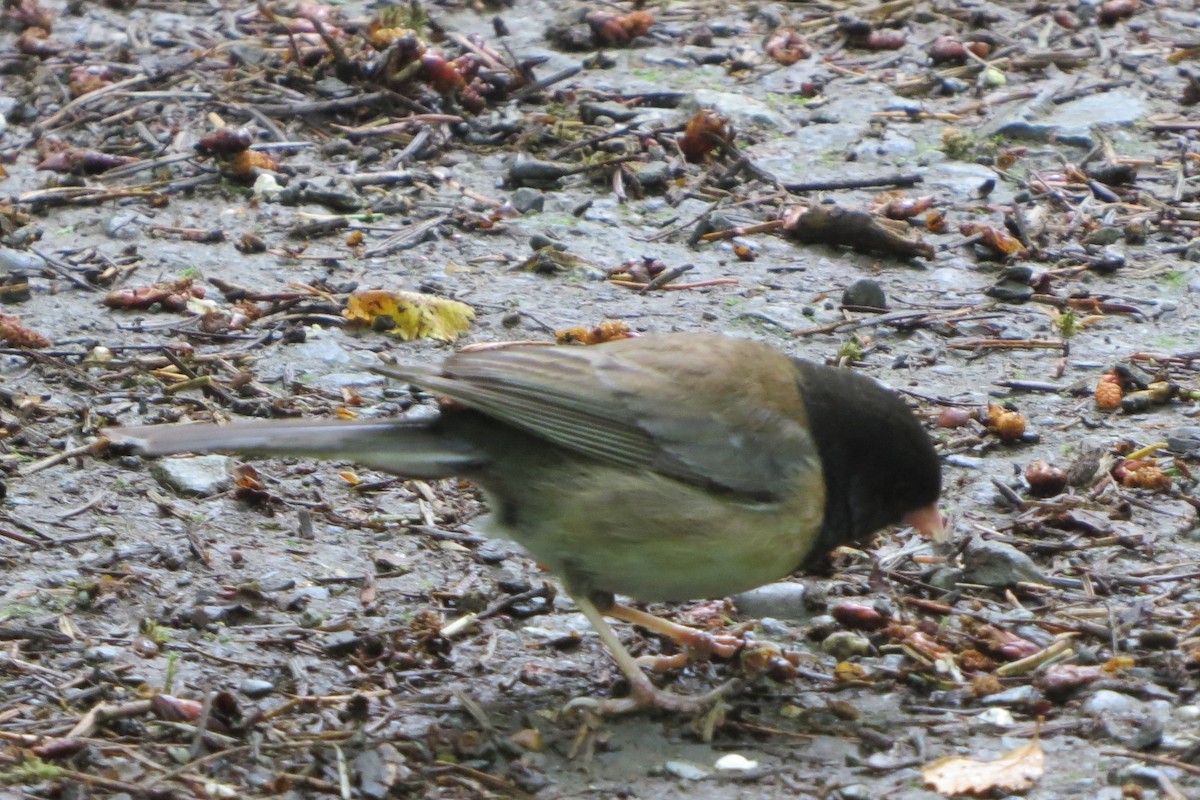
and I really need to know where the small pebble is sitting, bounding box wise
[663,760,708,780]
[714,754,758,772]
[821,630,871,660]
[841,278,887,309]
[240,679,275,698]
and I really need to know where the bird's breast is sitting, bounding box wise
[477,460,826,603]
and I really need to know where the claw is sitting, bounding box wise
[562,593,747,740]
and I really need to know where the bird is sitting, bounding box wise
[107,332,943,715]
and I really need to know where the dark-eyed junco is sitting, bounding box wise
[109,333,942,714]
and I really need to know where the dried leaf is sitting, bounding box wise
[0,313,51,348]
[922,740,1044,796]
[555,319,633,345]
[344,289,474,341]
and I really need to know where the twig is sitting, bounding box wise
[0,528,43,548]
[609,277,737,291]
[700,219,785,242]
[948,338,1067,351]
[993,379,1068,393]
[639,264,693,292]
[39,74,155,129]
[792,303,994,337]
[18,440,106,476]
[782,172,924,193]
[1099,749,1200,778]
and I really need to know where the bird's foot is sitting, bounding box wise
[562,677,741,718]
[606,603,744,665]
[670,628,744,660]
[633,629,744,672]
[562,679,738,743]
[562,595,743,741]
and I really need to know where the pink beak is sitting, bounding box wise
[904,502,945,539]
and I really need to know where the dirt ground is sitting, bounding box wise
[3,0,1200,798]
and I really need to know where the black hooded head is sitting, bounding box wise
[792,359,941,558]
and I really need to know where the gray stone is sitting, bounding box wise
[1081,689,1144,717]
[689,89,783,130]
[663,760,708,780]
[150,455,233,497]
[0,248,46,273]
[993,90,1147,149]
[313,372,386,391]
[851,132,916,161]
[634,162,671,190]
[962,538,1044,587]
[821,630,871,660]
[732,582,809,621]
[511,187,545,214]
[842,278,886,309]
[980,684,1042,709]
[927,566,963,591]
[83,645,121,663]
[105,212,142,240]
[240,678,275,698]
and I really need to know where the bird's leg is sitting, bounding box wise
[566,593,742,717]
[604,603,744,672]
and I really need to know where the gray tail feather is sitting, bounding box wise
[106,418,484,479]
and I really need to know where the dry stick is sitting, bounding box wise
[252,90,400,118]
[1100,749,1200,778]
[701,219,785,242]
[448,32,509,72]
[143,741,317,789]
[551,121,642,159]
[18,186,163,206]
[305,14,352,77]
[333,114,463,136]
[792,303,994,337]
[99,152,195,180]
[513,64,582,100]
[0,528,42,548]
[39,74,156,129]
[782,172,923,193]
[68,699,155,739]
[56,491,113,521]
[363,214,447,257]
[609,277,737,291]
[948,338,1067,351]
[638,191,786,243]
[994,379,1068,393]
[639,264,693,292]
[18,440,105,477]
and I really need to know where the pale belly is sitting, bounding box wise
[480,464,826,602]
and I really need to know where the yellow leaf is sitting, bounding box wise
[922,740,1044,796]
[833,661,870,684]
[344,289,474,342]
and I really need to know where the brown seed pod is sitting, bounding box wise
[936,407,975,429]
[1098,0,1138,25]
[1025,460,1068,497]
[831,601,888,631]
[1094,373,1122,410]
[1121,463,1171,492]
[987,402,1027,442]
[929,36,968,64]
[677,109,731,162]
[864,29,906,50]
[765,28,810,65]
[195,128,252,157]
